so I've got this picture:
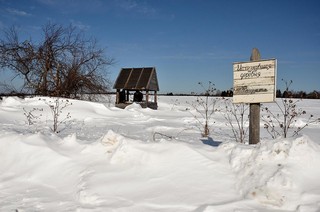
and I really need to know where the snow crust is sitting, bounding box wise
[0,96,320,211]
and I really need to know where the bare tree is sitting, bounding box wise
[0,22,113,98]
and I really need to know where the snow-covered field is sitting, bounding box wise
[0,95,320,212]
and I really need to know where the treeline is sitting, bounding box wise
[165,89,320,99]
[276,89,320,99]
[2,89,320,100]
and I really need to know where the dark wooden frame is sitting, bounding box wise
[113,67,159,109]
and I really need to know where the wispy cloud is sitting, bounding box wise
[117,0,138,10]
[36,0,107,16]
[6,8,32,16]
[114,0,157,17]
[70,20,91,31]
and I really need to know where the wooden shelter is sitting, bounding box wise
[113,67,159,109]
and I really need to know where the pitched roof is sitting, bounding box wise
[113,67,159,91]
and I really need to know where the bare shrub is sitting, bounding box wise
[188,82,218,137]
[221,97,249,143]
[41,98,72,133]
[262,79,320,138]
[23,107,43,125]
[170,98,180,110]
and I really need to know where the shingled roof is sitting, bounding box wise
[113,67,159,91]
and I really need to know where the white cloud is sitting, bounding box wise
[6,8,32,16]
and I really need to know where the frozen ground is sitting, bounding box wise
[0,95,320,212]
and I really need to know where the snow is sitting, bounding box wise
[0,95,320,211]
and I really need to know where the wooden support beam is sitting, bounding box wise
[116,89,120,104]
[154,91,157,103]
[249,48,261,144]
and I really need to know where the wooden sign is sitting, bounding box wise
[233,59,277,103]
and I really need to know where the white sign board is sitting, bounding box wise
[233,59,277,103]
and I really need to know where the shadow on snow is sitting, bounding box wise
[200,137,222,147]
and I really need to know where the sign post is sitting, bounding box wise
[233,48,277,144]
[249,49,261,144]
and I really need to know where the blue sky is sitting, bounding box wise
[0,0,319,94]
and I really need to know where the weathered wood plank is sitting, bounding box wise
[233,93,275,103]
[233,69,275,80]
[233,59,276,104]
[234,77,275,87]
[234,84,275,96]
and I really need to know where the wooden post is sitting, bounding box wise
[249,48,261,144]
[116,89,120,104]
[146,91,149,106]
[154,91,157,103]
[126,90,129,102]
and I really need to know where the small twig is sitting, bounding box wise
[153,132,173,141]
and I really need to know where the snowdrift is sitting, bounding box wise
[220,135,320,211]
[0,96,320,211]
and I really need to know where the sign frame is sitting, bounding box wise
[233,59,277,104]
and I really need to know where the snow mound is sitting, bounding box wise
[0,131,112,211]
[0,97,23,107]
[220,135,320,210]
[79,130,240,211]
[1,96,320,211]
[124,102,142,110]
[101,130,220,168]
